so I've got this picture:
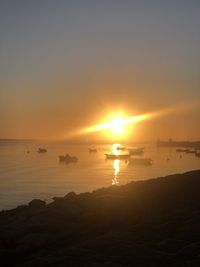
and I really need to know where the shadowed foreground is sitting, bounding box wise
[1,170,200,267]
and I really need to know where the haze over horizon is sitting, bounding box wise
[0,0,200,141]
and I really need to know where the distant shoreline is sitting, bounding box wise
[157,140,200,148]
[1,138,200,146]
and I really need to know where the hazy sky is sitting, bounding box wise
[0,0,200,141]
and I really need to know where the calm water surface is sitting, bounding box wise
[0,141,199,210]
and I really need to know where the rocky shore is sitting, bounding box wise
[1,170,200,266]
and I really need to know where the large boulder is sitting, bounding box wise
[28,199,46,209]
[64,192,77,199]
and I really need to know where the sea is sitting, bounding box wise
[0,140,199,210]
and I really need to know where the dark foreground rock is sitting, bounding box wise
[1,170,200,267]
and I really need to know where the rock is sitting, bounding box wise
[28,199,46,209]
[0,170,200,266]
[64,192,77,199]
[52,197,63,202]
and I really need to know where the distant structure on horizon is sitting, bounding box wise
[156,139,200,148]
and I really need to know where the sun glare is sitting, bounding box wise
[80,112,130,139]
[76,105,184,141]
[110,116,125,135]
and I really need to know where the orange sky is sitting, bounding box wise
[0,1,200,141]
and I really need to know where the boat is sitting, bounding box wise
[59,154,78,163]
[129,157,153,166]
[127,147,144,155]
[88,148,97,153]
[175,148,197,154]
[185,150,196,154]
[38,148,47,153]
[195,151,200,157]
[105,153,130,160]
[116,146,126,151]
[176,148,187,152]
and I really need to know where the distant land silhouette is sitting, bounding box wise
[157,139,200,148]
[1,138,200,147]
[1,170,200,266]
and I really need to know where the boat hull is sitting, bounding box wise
[129,158,153,166]
[105,154,130,160]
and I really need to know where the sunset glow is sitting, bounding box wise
[78,111,156,140]
[1,1,200,265]
[110,117,125,135]
[71,101,198,141]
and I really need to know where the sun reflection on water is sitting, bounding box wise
[112,144,120,155]
[112,159,120,185]
[111,144,121,185]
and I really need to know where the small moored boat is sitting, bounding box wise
[116,146,126,151]
[88,148,97,153]
[38,148,47,153]
[59,154,78,163]
[185,150,196,154]
[129,157,153,166]
[105,153,130,160]
[128,147,144,155]
[176,148,187,152]
[195,151,200,157]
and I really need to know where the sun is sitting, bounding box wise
[78,110,157,140]
[67,104,189,141]
[79,112,132,140]
[110,116,125,135]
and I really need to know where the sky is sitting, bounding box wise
[0,0,200,141]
